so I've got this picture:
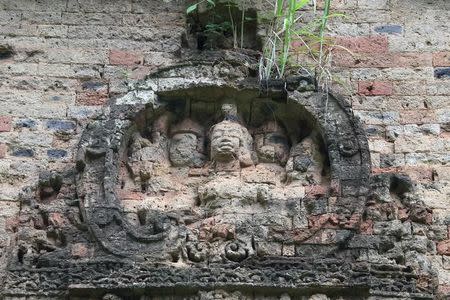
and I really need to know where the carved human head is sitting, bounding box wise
[169,118,206,167]
[209,120,253,166]
[255,121,290,165]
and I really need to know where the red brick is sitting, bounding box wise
[358,81,393,96]
[76,91,108,106]
[308,213,339,229]
[0,116,12,132]
[433,51,450,67]
[437,240,450,255]
[109,49,143,66]
[399,110,436,124]
[305,185,329,197]
[0,143,6,158]
[335,35,388,53]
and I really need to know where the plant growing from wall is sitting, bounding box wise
[187,0,340,91]
[259,0,339,89]
[187,0,256,50]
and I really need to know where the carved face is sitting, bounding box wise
[255,122,290,165]
[170,133,202,167]
[210,121,242,162]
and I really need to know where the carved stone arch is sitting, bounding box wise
[4,54,435,299]
[75,55,371,259]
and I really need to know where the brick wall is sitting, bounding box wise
[0,0,185,279]
[326,0,450,294]
[0,0,449,296]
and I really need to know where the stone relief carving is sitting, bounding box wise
[117,101,330,263]
[2,57,436,299]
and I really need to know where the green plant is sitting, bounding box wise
[187,0,216,14]
[186,0,248,49]
[259,0,341,91]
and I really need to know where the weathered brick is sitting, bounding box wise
[394,135,446,153]
[0,143,6,158]
[357,0,388,9]
[46,48,109,65]
[438,240,450,255]
[109,49,144,66]
[333,52,433,68]
[335,35,388,53]
[0,116,12,132]
[76,91,108,106]
[400,110,436,124]
[433,51,450,67]
[358,81,393,96]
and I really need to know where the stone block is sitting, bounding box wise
[14,119,37,129]
[357,0,388,9]
[373,220,411,237]
[434,67,450,79]
[47,149,67,159]
[11,148,34,157]
[46,120,76,131]
[374,24,403,35]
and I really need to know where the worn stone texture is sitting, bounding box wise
[0,0,449,299]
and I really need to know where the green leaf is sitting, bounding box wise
[206,0,215,6]
[186,3,198,14]
[294,0,309,10]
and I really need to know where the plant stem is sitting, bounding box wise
[228,1,237,48]
[240,0,245,48]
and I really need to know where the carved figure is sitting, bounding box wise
[254,121,290,165]
[127,114,171,191]
[210,120,254,168]
[169,118,206,167]
[199,116,270,208]
[286,134,324,185]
